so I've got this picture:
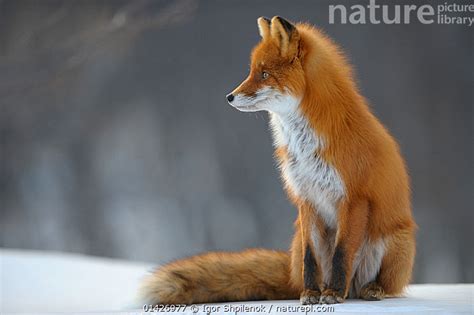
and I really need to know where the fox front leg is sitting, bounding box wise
[297,203,323,305]
[300,244,322,304]
[320,199,369,304]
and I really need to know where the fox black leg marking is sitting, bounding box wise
[320,246,347,304]
[300,244,321,305]
[303,244,319,291]
[329,246,347,295]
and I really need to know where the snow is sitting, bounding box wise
[1,249,472,314]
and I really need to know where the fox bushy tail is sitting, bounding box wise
[139,249,299,304]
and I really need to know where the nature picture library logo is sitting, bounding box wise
[329,0,474,26]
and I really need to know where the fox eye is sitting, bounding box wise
[261,71,269,80]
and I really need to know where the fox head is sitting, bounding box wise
[226,16,306,114]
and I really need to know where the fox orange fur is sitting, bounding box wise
[140,16,416,305]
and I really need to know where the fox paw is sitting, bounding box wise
[360,282,385,301]
[300,289,321,305]
[320,289,345,304]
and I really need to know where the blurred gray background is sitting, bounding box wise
[0,0,472,283]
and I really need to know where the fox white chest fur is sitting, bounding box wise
[270,109,345,228]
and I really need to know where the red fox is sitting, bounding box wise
[140,16,416,305]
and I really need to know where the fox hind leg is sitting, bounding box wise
[350,238,385,299]
[375,230,415,297]
[360,281,385,301]
[355,230,414,300]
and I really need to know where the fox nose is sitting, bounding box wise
[226,93,234,102]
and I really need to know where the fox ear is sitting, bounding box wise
[270,16,300,58]
[257,17,271,39]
